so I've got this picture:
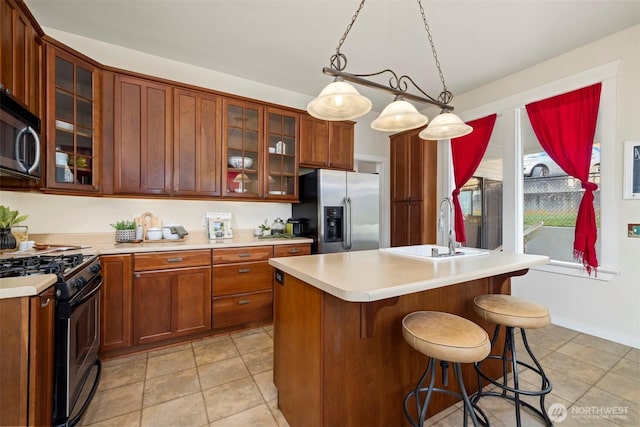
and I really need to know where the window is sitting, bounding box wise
[456,64,617,278]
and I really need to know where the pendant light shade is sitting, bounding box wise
[370,99,429,132]
[418,112,473,140]
[307,80,372,121]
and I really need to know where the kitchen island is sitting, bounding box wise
[268,248,549,427]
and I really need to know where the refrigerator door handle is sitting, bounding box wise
[341,197,349,250]
[346,197,353,250]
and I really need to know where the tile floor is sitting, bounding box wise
[79,324,639,427]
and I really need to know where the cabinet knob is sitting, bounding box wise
[40,296,51,308]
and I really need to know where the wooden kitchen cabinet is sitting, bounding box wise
[100,254,133,353]
[299,114,354,171]
[0,0,43,114]
[212,246,273,331]
[390,128,437,246]
[0,285,55,426]
[264,107,299,199]
[113,74,172,195]
[132,250,211,345]
[44,40,101,192]
[173,88,222,196]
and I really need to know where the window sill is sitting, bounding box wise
[531,260,619,282]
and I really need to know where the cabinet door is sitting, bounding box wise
[133,270,173,345]
[299,115,329,167]
[45,45,101,192]
[173,88,222,196]
[172,266,212,336]
[265,108,298,199]
[133,266,211,345]
[28,286,55,426]
[222,98,262,197]
[114,74,172,195]
[328,121,354,171]
[213,261,273,297]
[390,133,410,202]
[0,0,42,113]
[391,201,424,247]
[100,254,132,353]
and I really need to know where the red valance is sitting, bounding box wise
[525,83,601,273]
[451,114,497,244]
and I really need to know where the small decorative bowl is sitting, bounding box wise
[146,228,163,241]
[228,156,253,169]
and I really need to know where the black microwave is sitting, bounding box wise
[0,90,41,181]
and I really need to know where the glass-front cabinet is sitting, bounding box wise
[223,99,262,197]
[222,99,298,200]
[266,108,298,198]
[45,45,99,191]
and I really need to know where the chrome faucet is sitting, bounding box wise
[439,198,456,255]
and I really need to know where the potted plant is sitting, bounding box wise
[259,218,271,236]
[0,205,28,252]
[110,219,137,242]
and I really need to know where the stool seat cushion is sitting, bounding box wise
[402,311,491,363]
[474,294,550,329]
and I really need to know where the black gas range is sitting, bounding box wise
[0,251,102,426]
[0,252,100,300]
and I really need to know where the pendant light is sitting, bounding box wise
[419,112,473,140]
[308,0,473,140]
[307,78,372,121]
[370,96,429,132]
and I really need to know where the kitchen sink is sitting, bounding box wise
[380,245,489,261]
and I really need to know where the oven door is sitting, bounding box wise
[54,274,102,426]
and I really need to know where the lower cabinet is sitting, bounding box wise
[133,250,212,345]
[0,286,55,426]
[100,254,133,353]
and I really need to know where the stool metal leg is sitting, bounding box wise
[404,358,489,427]
[473,325,553,427]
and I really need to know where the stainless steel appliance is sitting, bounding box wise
[0,90,41,181]
[0,252,102,426]
[293,169,380,253]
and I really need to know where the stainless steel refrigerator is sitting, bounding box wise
[292,169,380,254]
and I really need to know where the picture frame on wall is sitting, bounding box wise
[623,140,640,199]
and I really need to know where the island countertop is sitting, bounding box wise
[268,249,549,302]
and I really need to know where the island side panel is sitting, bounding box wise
[273,273,323,427]
[274,272,511,427]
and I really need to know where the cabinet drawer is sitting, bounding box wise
[212,246,273,264]
[212,290,272,330]
[273,244,311,257]
[134,250,211,271]
[213,262,273,296]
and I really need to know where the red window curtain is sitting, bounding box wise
[525,83,601,273]
[451,114,497,244]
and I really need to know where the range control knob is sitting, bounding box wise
[75,276,87,290]
[90,264,101,274]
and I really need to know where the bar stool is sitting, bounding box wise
[402,311,491,427]
[472,294,552,427]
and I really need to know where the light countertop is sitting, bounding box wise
[0,231,312,299]
[268,249,549,302]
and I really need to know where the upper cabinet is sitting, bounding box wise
[265,108,298,199]
[173,88,222,197]
[222,100,298,200]
[0,0,43,115]
[44,43,101,192]
[113,74,172,195]
[299,115,354,171]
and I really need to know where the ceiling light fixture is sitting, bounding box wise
[307,0,472,139]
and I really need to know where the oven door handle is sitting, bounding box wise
[69,278,102,309]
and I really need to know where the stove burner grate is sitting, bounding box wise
[0,253,88,278]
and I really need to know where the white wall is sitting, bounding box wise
[0,28,389,235]
[448,26,640,348]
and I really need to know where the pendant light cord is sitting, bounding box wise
[331,0,367,71]
[416,0,452,105]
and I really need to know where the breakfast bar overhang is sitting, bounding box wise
[268,248,549,427]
